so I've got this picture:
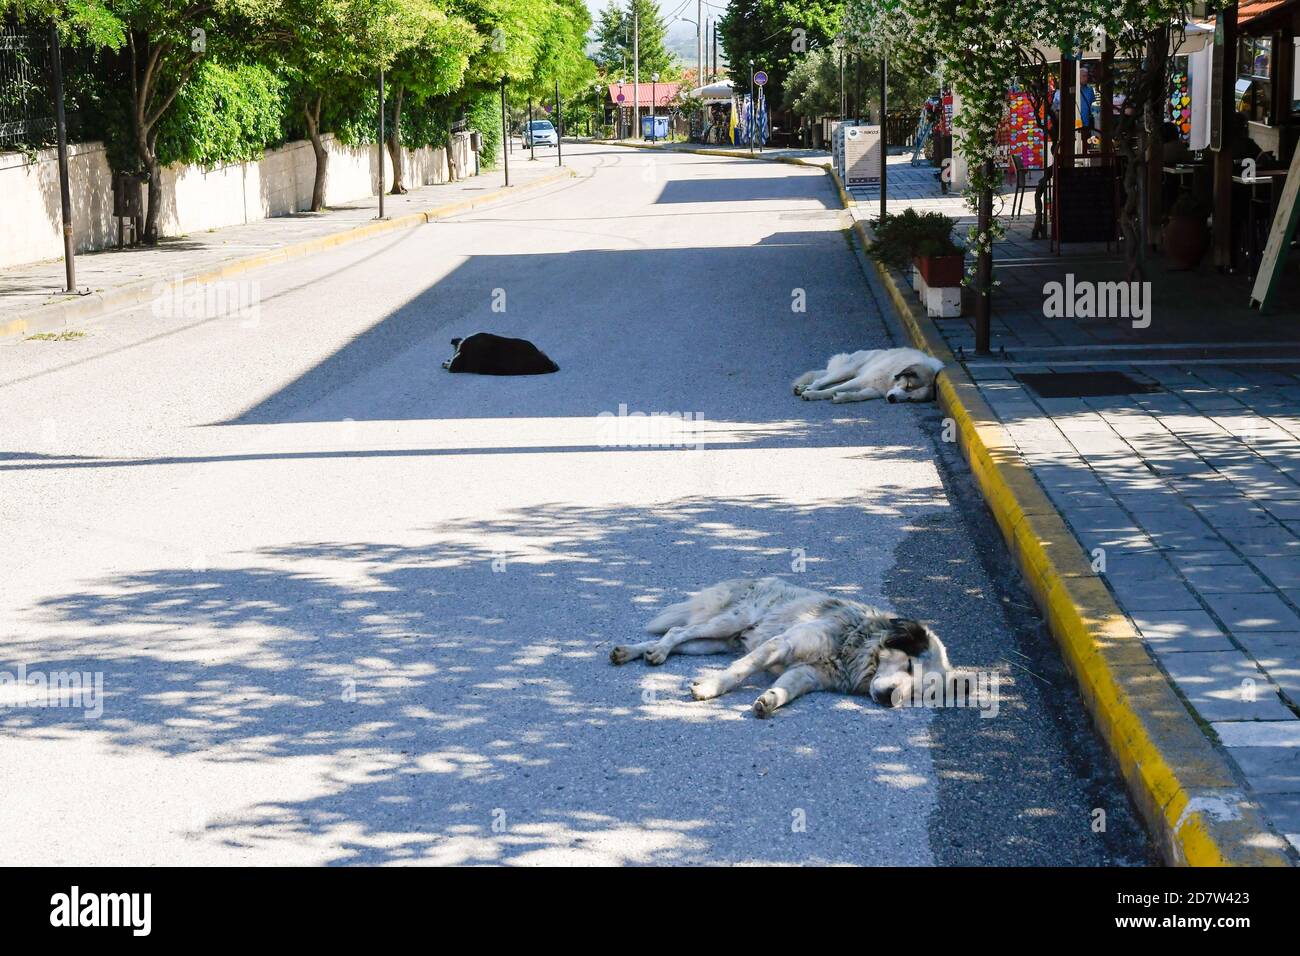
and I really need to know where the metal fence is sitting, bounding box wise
[0,18,56,149]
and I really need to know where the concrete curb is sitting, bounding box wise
[847,210,1294,866]
[2,167,576,341]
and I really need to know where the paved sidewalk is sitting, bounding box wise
[0,150,568,329]
[853,151,1300,853]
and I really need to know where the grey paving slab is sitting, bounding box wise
[1180,563,1275,595]
[1132,608,1236,654]
[1246,556,1300,590]
[1168,549,1248,567]
[1160,652,1295,721]
[1105,576,1204,612]
[1216,722,1300,747]
[1231,747,1300,793]
[1206,592,1300,632]
[1256,795,1300,838]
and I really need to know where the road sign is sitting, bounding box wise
[543,104,551,113]
[754,71,767,86]
[616,93,625,103]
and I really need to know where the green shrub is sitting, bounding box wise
[155,60,288,168]
[867,209,961,269]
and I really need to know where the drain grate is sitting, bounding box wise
[1014,371,1162,398]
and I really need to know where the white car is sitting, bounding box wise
[522,119,558,147]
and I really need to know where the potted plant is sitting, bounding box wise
[913,234,966,288]
[1163,192,1208,270]
[868,209,958,273]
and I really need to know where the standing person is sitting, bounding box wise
[1052,63,1097,154]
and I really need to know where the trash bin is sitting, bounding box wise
[641,115,669,140]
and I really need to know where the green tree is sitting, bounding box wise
[37,0,280,242]
[383,6,480,193]
[267,0,427,211]
[591,0,673,80]
[718,0,844,110]
[592,0,627,74]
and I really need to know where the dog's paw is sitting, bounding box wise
[793,384,806,396]
[644,646,668,666]
[609,646,633,665]
[753,690,780,718]
[690,676,724,700]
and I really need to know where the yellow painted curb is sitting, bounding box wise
[848,212,1293,866]
[3,167,576,340]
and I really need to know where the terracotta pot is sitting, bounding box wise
[914,253,964,287]
[1163,214,1208,270]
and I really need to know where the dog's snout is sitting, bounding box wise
[886,393,899,404]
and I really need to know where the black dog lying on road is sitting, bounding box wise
[442,333,559,375]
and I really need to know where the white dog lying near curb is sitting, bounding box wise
[793,347,944,403]
[609,577,954,717]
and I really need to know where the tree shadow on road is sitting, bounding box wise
[9,485,1085,865]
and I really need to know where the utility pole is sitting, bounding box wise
[712,22,717,82]
[696,0,702,89]
[49,24,76,293]
[632,1,640,139]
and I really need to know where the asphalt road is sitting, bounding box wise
[0,142,1153,865]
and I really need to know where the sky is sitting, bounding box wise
[582,0,731,68]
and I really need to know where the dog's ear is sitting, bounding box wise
[885,618,931,656]
[450,338,463,348]
[893,364,923,383]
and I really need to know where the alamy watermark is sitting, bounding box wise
[151,274,261,327]
[1042,273,1151,329]
[596,404,706,449]
[0,663,104,719]
[895,663,1000,718]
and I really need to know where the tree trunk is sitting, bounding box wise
[387,85,407,194]
[304,96,328,212]
[144,148,162,244]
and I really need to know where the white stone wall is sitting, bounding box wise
[0,134,453,270]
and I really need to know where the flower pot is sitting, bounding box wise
[1163,214,1207,270]
[914,253,964,288]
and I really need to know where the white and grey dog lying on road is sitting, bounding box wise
[610,577,953,717]
[793,347,944,403]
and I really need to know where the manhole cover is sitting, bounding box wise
[1014,371,1162,398]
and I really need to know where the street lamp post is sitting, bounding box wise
[555,78,563,166]
[48,23,76,293]
[835,36,846,121]
[749,61,755,157]
[500,76,510,186]
[651,72,659,143]
[880,53,888,225]
[527,97,536,160]
[376,69,385,219]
